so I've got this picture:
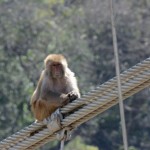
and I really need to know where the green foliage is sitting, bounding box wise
[65,136,98,150]
[119,146,138,150]
[0,0,150,150]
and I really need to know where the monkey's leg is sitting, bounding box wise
[33,100,51,121]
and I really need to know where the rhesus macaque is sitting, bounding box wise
[31,54,80,121]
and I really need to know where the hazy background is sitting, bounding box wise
[0,0,150,149]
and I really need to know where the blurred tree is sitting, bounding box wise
[0,0,150,150]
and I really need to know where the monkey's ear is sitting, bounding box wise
[44,59,50,69]
[62,59,68,68]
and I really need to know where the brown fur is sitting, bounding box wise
[31,54,80,121]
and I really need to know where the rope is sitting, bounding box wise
[110,0,128,149]
[27,74,150,150]
[27,79,150,150]
[61,71,150,127]
[0,122,44,149]
[61,58,150,114]
[0,58,150,150]
[60,140,65,150]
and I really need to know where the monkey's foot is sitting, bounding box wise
[43,109,63,133]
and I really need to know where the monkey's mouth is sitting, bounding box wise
[53,74,63,78]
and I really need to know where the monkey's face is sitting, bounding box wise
[44,54,68,79]
[50,63,65,79]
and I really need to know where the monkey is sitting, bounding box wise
[31,54,80,121]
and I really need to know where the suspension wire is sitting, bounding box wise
[109,0,128,150]
[60,140,65,150]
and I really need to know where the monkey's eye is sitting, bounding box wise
[52,64,61,67]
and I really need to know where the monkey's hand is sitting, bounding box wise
[60,94,70,106]
[68,91,79,102]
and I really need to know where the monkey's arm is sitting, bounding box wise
[31,72,68,121]
[30,71,44,104]
[39,76,69,107]
[66,76,80,101]
[41,90,69,107]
